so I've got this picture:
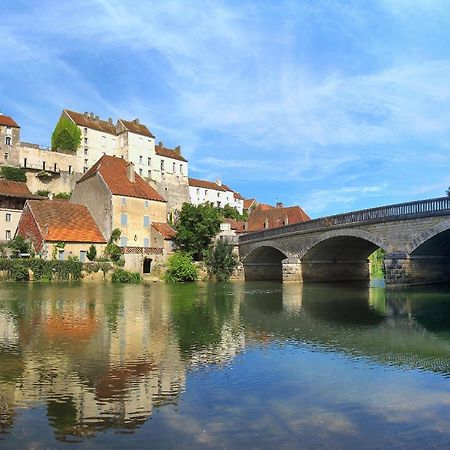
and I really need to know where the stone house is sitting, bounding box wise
[16,199,106,260]
[0,114,20,160]
[70,155,171,273]
[188,178,244,214]
[0,179,40,242]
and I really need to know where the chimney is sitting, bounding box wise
[216,179,222,186]
[174,145,181,155]
[158,141,163,148]
[276,202,284,208]
[132,118,140,125]
[126,162,135,182]
[48,192,54,201]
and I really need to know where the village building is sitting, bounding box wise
[188,178,244,214]
[16,199,106,260]
[70,155,172,273]
[0,114,20,160]
[0,179,40,242]
[243,203,311,232]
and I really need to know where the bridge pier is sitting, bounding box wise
[282,258,303,282]
[301,260,370,283]
[385,253,450,286]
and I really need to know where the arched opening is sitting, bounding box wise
[243,246,287,281]
[302,236,382,283]
[143,258,152,274]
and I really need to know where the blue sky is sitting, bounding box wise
[2,0,450,217]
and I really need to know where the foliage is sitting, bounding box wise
[51,242,65,260]
[165,252,198,282]
[0,258,82,282]
[54,192,71,199]
[219,204,247,221]
[8,236,31,254]
[35,189,50,197]
[105,228,123,263]
[36,171,52,178]
[369,248,386,277]
[111,268,142,283]
[1,166,27,182]
[86,244,97,261]
[205,239,238,282]
[174,203,222,260]
[51,117,81,152]
[109,228,121,244]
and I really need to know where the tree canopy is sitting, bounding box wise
[51,117,81,152]
[174,203,222,260]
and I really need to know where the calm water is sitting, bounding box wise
[2,281,450,449]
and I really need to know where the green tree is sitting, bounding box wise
[86,244,97,261]
[220,204,247,221]
[165,252,198,282]
[8,236,31,254]
[174,203,222,260]
[105,228,122,262]
[51,117,81,152]
[205,239,238,282]
[1,166,27,182]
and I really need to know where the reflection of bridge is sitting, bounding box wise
[239,197,450,285]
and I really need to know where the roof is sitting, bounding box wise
[155,143,187,162]
[152,222,176,240]
[118,119,155,138]
[245,204,311,232]
[78,155,166,202]
[233,192,244,201]
[0,114,19,128]
[0,180,37,199]
[189,178,227,191]
[64,109,116,135]
[224,218,245,230]
[27,199,106,243]
[244,198,256,210]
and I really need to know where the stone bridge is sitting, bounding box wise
[238,197,450,285]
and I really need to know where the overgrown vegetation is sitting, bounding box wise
[219,204,248,221]
[35,189,50,197]
[54,192,71,199]
[369,248,386,277]
[205,239,238,282]
[111,268,142,283]
[165,252,198,282]
[105,228,123,263]
[0,166,27,182]
[51,117,81,152]
[7,236,32,255]
[174,203,222,260]
[86,244,97,261]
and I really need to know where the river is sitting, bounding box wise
[1,281,450,449]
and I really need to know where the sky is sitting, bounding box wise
[2,0,450,218]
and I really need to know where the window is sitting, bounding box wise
[173,162,176,172]
[54,163,57,172]
[84,127,88,135]
[121,213,128,226]
[23,158,26,167]
[4,153,8,160]
[139,168,143,176]
[144,200,149,208]
[147,157,151,166]
[217,201,221,207]
[42,161,46,170]
[102,136,106,147]
[84,137,88,144]
[79,250,86,263]
[143,237,150,248]
[5,137,11,146]
[160,159,164,171]
[68,165,72,174]
[139,155,143,164]
[6,213,11,222]
[180,164,183,174]
[120,236,128,247]
[143,215,150,228]
[58,249,64,261]
[84,159,88,165]
[205,189,208,195]
[84,148,88,155]
[122,197,127,206]
[5,230,11,240]
[196,188,200,196]
[217,192,220,197]
[83,167,88,173]
[148,170,151,178]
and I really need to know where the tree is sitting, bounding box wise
[86,244,97,261]
[51,117,81,152]
[174,203,222,260]
[205,239,238,282]
[220,204,247,221]
[165,252,198,282]
[105,228,122,262]
[8,236,32,254]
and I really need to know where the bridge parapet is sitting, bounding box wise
[240,197,450,243]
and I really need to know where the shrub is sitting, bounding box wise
[1,166,27,182]
[111,268,142,283]
[8,236,31,254]
[205,239,238,282]
[54,192,71,199]
[86,244,97,261]
[35,189,50,197]
[51,117,81,152]
[105,228,123,263]
[165,252,198,282]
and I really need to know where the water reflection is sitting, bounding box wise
[1,282,450,446]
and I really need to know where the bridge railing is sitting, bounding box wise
[239,196,450,243]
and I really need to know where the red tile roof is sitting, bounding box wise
[224,218,245,230]
[79,155,166,202]
[27,199,106,243]
[152,222,176,240]
[155,143,187,162]
[245,204,310,232]
[64,109,116,135]
[0,180,36,199]
[243,198,256,210]
[0,114,19,128]
[118,119,155,138]
[233,192,244,200]
[189,178,227,191]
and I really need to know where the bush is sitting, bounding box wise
[1,166,27,182]
[86,244,97,261]
[165,252,198,282]
[111,268,142,283]
[205,239,238,282]
[51,117,81,152]
[35,190,50,197]
[54,192,71,199]
[8,236,31,254]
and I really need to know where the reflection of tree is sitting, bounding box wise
[47,397,78,440]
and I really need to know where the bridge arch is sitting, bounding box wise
[408,218,450,256]
[300,229,390,283]
[242,245,288,281]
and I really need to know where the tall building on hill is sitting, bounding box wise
[0,114,20,158]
